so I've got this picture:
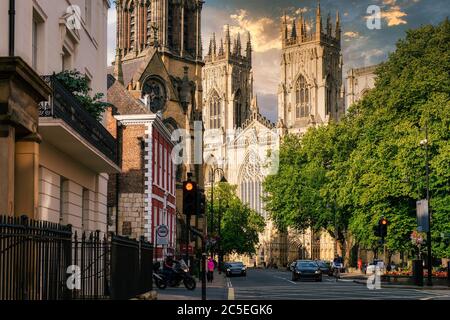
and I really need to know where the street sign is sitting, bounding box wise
[156,225,169,246]
[416,200,429,232]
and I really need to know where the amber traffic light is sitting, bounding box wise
[183,180,197,215]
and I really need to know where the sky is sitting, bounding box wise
[107,0,450,122]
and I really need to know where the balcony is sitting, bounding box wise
[38,75,120,173]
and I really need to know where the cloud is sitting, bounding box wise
[344,31,360,38]
[381,5,408,26]
[228,9,281,52]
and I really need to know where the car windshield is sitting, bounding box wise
[297,262,317,268]
[317,262,328,267]
[229,263,244,267]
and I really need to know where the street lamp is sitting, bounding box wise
[209,165,227,259]
[420,122,433,286]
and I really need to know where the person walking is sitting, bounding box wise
[358,258,363,273]
[207,258,215,283]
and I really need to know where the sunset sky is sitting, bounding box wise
[107,0,449,122]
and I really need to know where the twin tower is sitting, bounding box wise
[203,2,344,134]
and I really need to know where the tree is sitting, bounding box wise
[264,19,450,261]
[55,70,110,121]
[207,183,265,256]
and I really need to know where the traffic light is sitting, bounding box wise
[373,225,381,237]
[379,217,388,238]
[197,190,206,216]
[183,180,197,215]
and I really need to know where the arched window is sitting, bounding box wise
[295,75,310,118]
[326,76,332,115]
[234,90,243,128]
[209,93,221,129]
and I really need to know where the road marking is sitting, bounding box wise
[228,288,235,300]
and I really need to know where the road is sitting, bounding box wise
[156,269,450,300]
[228,269,450,300]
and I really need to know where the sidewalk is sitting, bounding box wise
[156,271,228,300]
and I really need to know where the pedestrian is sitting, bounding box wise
[357,258,363,272]
[207,258,215,283]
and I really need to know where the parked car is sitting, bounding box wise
[366,260,386,275]
[292,260,322,282]
[315,260,332,275]
[225,262,247,277]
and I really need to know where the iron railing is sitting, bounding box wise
[0,215,72,300]
[38,75,118,165]
[0,216,153,300]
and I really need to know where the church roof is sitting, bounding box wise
[107,74,149,115]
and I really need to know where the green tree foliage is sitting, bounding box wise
[207,183,265,256]
[264,19,450,259]
[55,70,110,121]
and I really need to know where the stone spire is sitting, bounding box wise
[327,13,332,36]
[212,32,217,56]
[225,24,231,55]
[336,10,341,41]
[246,31,252,62]
[219,38,224,56]
[316,1,322,38]
[291,19,297,39]
[114,2,123,84]
[283,12,288,40]
[236,32,242,55]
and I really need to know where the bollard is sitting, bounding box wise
[412,260,424,287]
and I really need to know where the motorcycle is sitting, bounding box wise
[153,262,167,290]
[155,261,197,291]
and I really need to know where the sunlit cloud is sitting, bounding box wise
[381,5,408,26]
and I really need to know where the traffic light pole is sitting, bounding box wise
[425,123,432,286]
[185,214,190,267]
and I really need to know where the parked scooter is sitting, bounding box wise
[153,262,167,289]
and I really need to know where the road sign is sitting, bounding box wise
[156,225,169,246]
[416,200,429,232]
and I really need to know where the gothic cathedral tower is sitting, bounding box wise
[278,3,344,134]
[202,26,253,133]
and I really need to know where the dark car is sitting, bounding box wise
[292,260,322,282]
[315,260,331,275]
[225,262,247,277]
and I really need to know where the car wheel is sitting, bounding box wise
[291,273,298,281]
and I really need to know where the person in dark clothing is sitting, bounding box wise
[163,255,175,284]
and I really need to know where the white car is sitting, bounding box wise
[366,260,386,274]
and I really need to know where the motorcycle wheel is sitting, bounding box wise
[155,278,167,290]
[184,277,196,291]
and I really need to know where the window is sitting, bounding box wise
[326,77,332,115]
[209,94,221,129]
[32,10,44,71]
[62,47,72,71]
[84,0,92,29]
[129,3,136,50]
[59,178,68,225]
[146,2,152,45]
[295,75,310,118]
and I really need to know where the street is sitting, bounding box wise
[157,269,450,301]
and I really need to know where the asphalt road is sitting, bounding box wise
[228,269,450,300]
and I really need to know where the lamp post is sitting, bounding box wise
[420,122,432,286]
[209,166,227,259]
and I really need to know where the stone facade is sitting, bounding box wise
[346,65,379,109]
[277,4,344,135]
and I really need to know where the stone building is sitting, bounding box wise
[202,28,283,266]
[108,0,205,255]
[0,0,117,236]
[346,64,379,109]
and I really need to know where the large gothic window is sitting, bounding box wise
[142,78,167,113]
[239,152,267,219]
[209,93,221,129]
[295,75,310,118]
[146,1,152,46]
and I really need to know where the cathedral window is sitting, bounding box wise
[326,76,333,115]
[142,77,167,113]
[209,94,221,129]
[295,75,310,118]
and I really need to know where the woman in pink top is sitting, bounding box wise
[207,258,215,283]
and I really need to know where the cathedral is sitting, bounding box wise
[202,3,346,266]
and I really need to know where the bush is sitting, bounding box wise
[54,70,110,121]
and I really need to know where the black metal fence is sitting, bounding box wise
[0,215,153,300]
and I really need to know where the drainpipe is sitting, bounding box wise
[115,122,123,236]
[9,0,15,56]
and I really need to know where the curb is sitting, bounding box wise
[353,280,450,290]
